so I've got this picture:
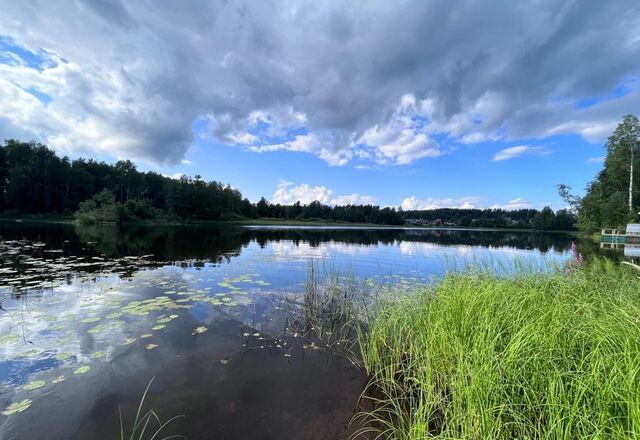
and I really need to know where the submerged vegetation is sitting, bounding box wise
[353,259,640,439]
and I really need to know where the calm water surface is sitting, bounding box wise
[0,223,575,439]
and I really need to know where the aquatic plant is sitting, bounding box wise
[118,377,185,440]
[353,259,640,439]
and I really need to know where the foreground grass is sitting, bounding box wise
[355,260,640,439]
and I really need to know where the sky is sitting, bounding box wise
[0,1,639,210]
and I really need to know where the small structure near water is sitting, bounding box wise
[602,224,640,269]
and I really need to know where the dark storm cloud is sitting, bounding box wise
[0,0,638,165]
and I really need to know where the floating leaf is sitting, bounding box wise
[219,358,229,365]
[145,343,158,350]
[242,332,250,337]
[152,324,166,331]
[81,317,101,323]
[192,326,208,335]
[52,375,65,384]
[73,365,90,375]
[89,351,105,359]
[140,333,153,339]
[0,334,20,345]
[122,337,136,345]
[2,399,32,416]
[23,380,46,391]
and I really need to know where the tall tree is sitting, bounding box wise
[573,114,640,233]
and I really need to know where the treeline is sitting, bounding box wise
[403,207,575,230]
[0,140,404,224]
[564,114,640,233]
[0,139,576,229]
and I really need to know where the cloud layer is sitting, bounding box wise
[272,181,377,206]
[1,1,639,166]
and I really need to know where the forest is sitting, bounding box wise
[0,139,574,229]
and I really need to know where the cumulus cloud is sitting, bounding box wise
[400,196,484,211]
[493,145,550,161]
[401,196,537,211]
[489,198,535,210]
[0,1,639,166]
[272,181,376,205]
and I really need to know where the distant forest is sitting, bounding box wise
[0,140,575,229]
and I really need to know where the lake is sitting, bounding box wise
[0,222,575,439]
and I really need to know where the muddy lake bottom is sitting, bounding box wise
[0,223,580,439]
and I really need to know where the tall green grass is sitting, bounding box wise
[354,260,640,439]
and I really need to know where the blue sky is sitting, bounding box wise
[0,1,638,210]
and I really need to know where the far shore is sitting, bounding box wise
[0,213,578,234]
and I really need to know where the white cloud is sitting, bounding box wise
[587,156,605,164]
[493,145,550,161]
[401,195,537,211]
[489,198,535,210]
[271,181,377,206]
[0,1,638,166]
[400,196,484,211]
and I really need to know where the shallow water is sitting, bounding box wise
[0,222,574,439]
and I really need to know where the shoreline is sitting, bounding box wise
[0,215,577,234]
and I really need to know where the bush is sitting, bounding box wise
[74,190,119,224]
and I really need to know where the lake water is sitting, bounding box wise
[0,222,575,439]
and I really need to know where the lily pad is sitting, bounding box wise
[81,317,101,323]
[152,324,166,331]
[140,333,153,339]
[52,375,65,384]
[0,334,20,345]
[2,399,32,416]
[145,343,158,350]
[23,380,46,391]
[73,365,91,375]
[122,337,136,345]
[192,326,208,335]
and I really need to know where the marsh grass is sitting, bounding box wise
[118,377,185,440]
[354,259,640,439]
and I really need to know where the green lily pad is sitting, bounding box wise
[192,326,208,335]
[145,343,158,350]
[140,333,153,339]
[23,380,46,391]
[73,365,90,375]
[52,375,65,384]
[0,334,20,345]
[152,324,166,331]
[2,399,32,416]
[81,317,101,323]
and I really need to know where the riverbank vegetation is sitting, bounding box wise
[353,259,640,439]
[0,139,575,229]
[561,114,640,234]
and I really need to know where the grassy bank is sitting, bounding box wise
[355,260,640,439]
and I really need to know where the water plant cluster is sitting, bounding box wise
[354,259,640,439]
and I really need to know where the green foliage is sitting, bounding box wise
[75,189,119,224]
[0,139,574,228]
[119,377,185,440]
[403,206,575,230]
[356,261,640,439]
[577,114,640,232]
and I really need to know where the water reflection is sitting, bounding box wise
[0,222,574,439]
